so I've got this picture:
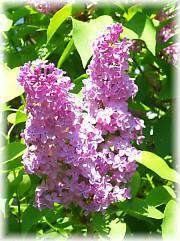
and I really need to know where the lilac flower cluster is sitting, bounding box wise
[155,5,176,22]
[156,5,179,65]
[161,43,180,64]
[157,22,176,43]
[18,24,144,212]
[27,0,70,14]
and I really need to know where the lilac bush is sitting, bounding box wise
[3,1,178,238]
[18,24,145,212]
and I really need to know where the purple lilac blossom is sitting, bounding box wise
[27,0,70,14]
[162,43,180,65]
[18,23,144,213]
[81,23,145,210]
[129,39,144,52]
[158,21,179,65]
[155,5,176,22]
[157,22,176,43]
[156,5,179,65]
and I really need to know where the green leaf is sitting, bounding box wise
[1,142,26,172]
[122,26,138,39]
[7,170,23,198]
[17,174,31,196]
[91,212,107,235]
[5,212,19,234]
[7,110,27,125]
[136,151,180,184]
[113,3,126,12]
[57,38,75,68]
[123,5,142,21]
[7,171,23,186]
[47,4,72,43]
[161,200,176,240]
[72,15,113,68]
[21,206,41,233]
[7,170,31,198]
[7,113,16,124]
[129,171,141,198]
[73,73,88,84]
[1,141,25,162]
[123,12,146,38]
[154,113,172,157]
[0,65,24,103]
[123,12,156,55]
[71,73,88,94]
[0,14,13,32]
[128,101,151,112]
[141,17,156,55]
[159,79,172,100]
[2,156,23,173]
[146,186,176,207]
[15,110,27,124]
[119,198,164,219]
[109,219,126,240]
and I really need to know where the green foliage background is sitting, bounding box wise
[0,1,179,240]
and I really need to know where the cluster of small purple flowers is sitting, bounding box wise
[27,0,70,14]
[155,7,176,22]
[156,6,179,65]
[157,22,176,43]
[18,24,144,212]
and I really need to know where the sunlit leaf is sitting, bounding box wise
[57,38,75,68]
[7,110,27,125]
[1,141,25,162]
[146,186,176,207]
[1,142,26,172]
[0,65,24,103]
[162,200,177,240]
[136,151,180,184]
[0,14,13,32]
[123,5,142,21]
[119,198,164,219]
[123,12,156,55]
[109,219,126,240]
[47,4,72,43]
[72,15,113,68]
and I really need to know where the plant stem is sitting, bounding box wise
[57,38,74,68]
[43,216,66,237]
[146,173,155,189]
[16,192,21,232]
[1,107,25,113]
[85,214,94,237]
[7,124,15,143]
[13,171,21,233]
[20,94,26,106]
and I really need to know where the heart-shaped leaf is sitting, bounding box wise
[72,15,113,68]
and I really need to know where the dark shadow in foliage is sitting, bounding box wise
[124,12,146,37]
